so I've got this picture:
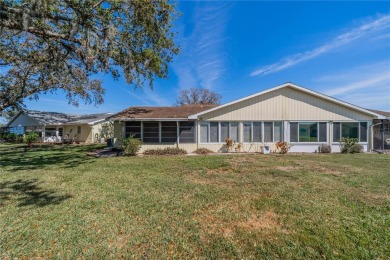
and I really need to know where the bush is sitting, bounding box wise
[24,132,39,147]
[193,148,214,154]
[144,147,187,156]
[121,136,142,156]
[275,142,292,154]
[318,144,331,153]
[340,137,363,154]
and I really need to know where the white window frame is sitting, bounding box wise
[290,121,327,144]
[332,121,368,144]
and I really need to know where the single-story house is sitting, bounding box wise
[5,110,113,143]
[108,83,388,153]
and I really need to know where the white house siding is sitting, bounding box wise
[200,87,374,121]
[63,124,93,143]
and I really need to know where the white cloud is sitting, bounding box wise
[172,2,231,90]
[250,14,390,77]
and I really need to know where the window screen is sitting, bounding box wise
[179,121,195,143]
[264,122,273,142]
[290,122,298,142]
[220,122,229,142]
[359,122,367,142]
[274,122,283,142]
[319,122,327,142]
[210,122,219,142]
[253,122,262,142]
[125,121,141,139]
[230,122,239,142]
[143,122,159,143]
[341,122,358,139]
[243,122,252,142]
[333,122,341,142]
[200,123,208,143]
[299,123,317,142]
[161,122,177,143]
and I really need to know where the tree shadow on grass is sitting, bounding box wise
[0,144,102,171]
[0,179,72,207]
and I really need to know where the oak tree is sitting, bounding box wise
[176,88,222,105]
[0,0,179,112]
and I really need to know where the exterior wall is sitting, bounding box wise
[8,113,40,127]
[200,87,375,121]
[91,121,112,143]
[63,124,92,143]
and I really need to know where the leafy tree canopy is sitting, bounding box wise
[0,0,179,113]
[176,88,222,106]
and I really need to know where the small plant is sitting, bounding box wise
[144,147,187,155]
[121,135,142,156]
[340,137,362,154]
[23,132,39,147]
[225,138,234,152]
[235,143,242,152]
[275,141,292,154]
[193,148,214,154]
[318,144,331,153]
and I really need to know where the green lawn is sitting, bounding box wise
[0,144,389,259]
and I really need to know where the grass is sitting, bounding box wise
[0,143,389,259]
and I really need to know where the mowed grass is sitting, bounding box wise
[0,144,389,259]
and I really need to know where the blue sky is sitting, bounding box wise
[23,1,390,116]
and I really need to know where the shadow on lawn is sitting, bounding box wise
[0,144,99,171]
[0,179,72,207]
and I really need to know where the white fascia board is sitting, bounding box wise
[188,82,384,119]
[110,118,191,122]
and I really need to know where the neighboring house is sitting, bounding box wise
[5,110,113,143]
[108,83,387,153]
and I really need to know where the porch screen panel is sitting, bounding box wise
[360,122,367,142]
[341,122,358,139]
[143,122,159,143]
[274,122,283,142]
[125,122,141,139]
[264,122,273,142]
[200,123,208,143]
[243,122,252,142]
[179,122,195,143]
[230,122,239,142]
[253,122,262,142]
[220,122,229,142]
[333,123,341,142]
[210,122,219,143]
[319,122,327,142]
[290,123,298,142]
[161,122,177,143]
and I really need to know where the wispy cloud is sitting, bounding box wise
[316,61,390,111]
[172,2,231,90]
[250,14,390,77]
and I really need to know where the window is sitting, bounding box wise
[243,122,252,143]
[200,123,208,143]
[264,122,273,142]
[274,122,283,142]
[143,122,159,143]
[291,122,327,143]
[58,128,63,137]
[179,121,195,143]
[77,126,81,134]
[299,122,317,142]
[125,122,141,139]
[253,122,262,142]
[161,122,177,143]
[45,127,56,137]
[220,122,229,142]
[230,122,239,142]
[333,122,367,142]
[210,122,219,143]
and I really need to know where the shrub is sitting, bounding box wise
[340,137,362,154]
[225,138,234,151]
[121,135,142,156]
[144,147,187,156]
[275,142,292,154]
[318,144,331,153]
[24,132,39,147]
[193,148,214,154]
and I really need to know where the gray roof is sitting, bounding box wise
[11,110,112,125]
